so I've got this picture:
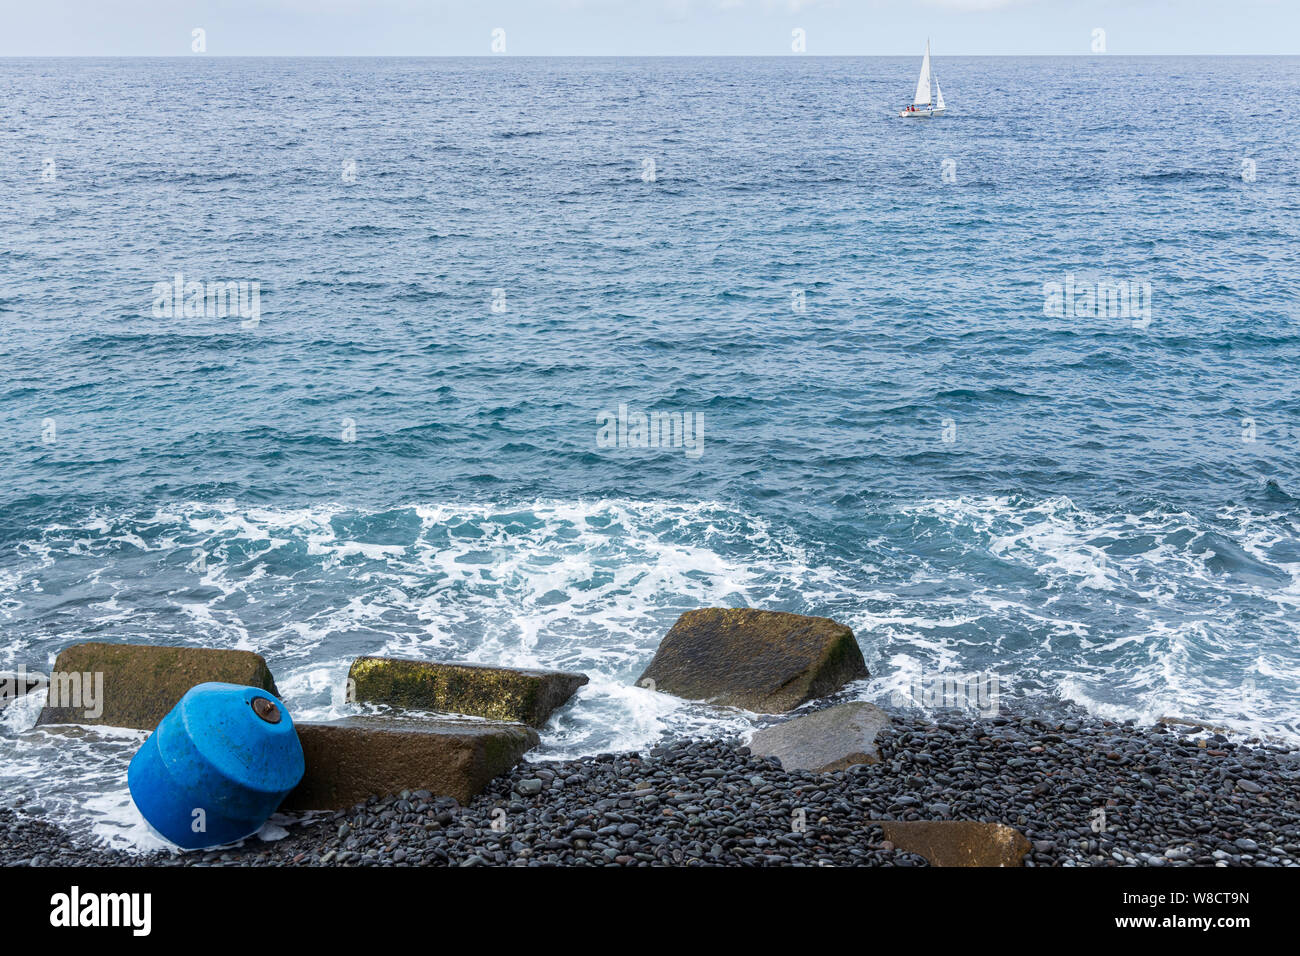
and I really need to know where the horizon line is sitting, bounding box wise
[2,52,1295,59]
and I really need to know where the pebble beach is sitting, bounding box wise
[5,706,1297,868]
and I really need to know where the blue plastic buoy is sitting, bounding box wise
[128,682,305,850]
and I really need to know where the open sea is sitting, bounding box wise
[2,56,1298,849]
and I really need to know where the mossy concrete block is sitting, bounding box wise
[283,716,539,810]
[34,642,279,731]
[879,821,1032,867]
[636,608,868,713]
[348,657,588,728]
[749,702,889,772]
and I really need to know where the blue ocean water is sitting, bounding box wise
[2,57,1299,847]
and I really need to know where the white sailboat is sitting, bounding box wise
[899,40,946,118]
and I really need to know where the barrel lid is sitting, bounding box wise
[173,682,305,793]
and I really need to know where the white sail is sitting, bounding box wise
[934,76,945,111]
[913,41,932,105]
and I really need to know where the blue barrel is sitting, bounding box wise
[128,682,305,850]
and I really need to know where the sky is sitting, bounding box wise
[2,0,1296,56]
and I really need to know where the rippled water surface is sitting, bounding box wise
[2,56,1299,848]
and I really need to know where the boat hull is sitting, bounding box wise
[900,107,946,118]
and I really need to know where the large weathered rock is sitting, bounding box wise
[283,716,539,810]
[636,608,868,713]
[879,821,1031,867]
[348,657,587,728]
[1158,715,1232,735]
[750,702,889,772]
[0,670,47,711]
[1157,714,1287,746]
[35,642,278,731]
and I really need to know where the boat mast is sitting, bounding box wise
[913,39,933,107]
[927,39,932,105]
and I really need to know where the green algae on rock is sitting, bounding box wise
[636,608,868,713]
[35,642,279,731]
[348,657,588,728]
